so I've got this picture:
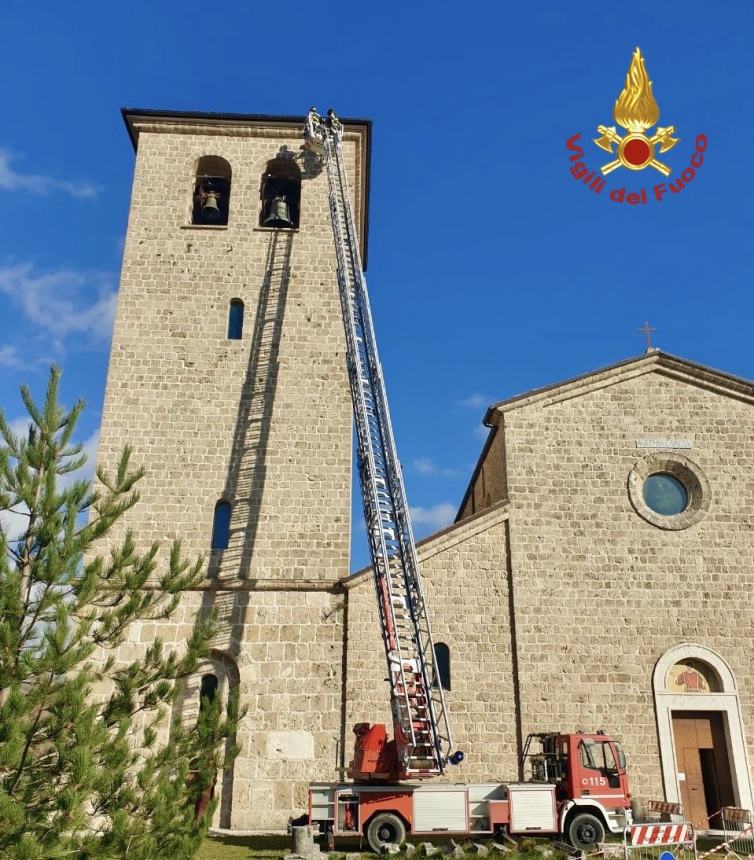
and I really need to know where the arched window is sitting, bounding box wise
[434,642,451,691]
[228,299,244,339]
[192,155,232,226]
[260,158,301,229]
[211,500,231,550]
[199,673,218,712]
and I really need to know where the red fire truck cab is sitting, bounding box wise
[309,731,632,853]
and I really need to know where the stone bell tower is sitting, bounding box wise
[96,108,371,829]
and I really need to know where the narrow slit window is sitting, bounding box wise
[192,156,232,226]
[199,673,218,712]
[434,642,451,691]
[228,299,244,339]
[211,500,231,550]
[260,158,301,229]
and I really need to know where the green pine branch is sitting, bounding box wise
[0,367,242,860]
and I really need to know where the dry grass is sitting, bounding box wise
[197,834,291,859]
[195,830,728,860]
[197,833,367,859]
[196,833,567,859]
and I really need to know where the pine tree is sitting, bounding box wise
[0,368,239,860]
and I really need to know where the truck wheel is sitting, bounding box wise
[367,812,406,853]
[567,813,605,850]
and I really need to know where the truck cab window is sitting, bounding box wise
[580,739,603,770]
[580,739,618,773]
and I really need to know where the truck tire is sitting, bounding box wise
[567,812,605,850]
[367,812,406,853]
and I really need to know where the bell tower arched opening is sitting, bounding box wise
[260,158,301,228]
[192,155,232,225]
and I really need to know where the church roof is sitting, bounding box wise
[483,350,754,425]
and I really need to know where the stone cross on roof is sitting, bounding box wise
[639,320,657,352]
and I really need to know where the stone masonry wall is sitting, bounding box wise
[344,504,520,785]
[98,123,360,581]
[502,367,754,806]
[95,118,367,829]
[119,586,345,830]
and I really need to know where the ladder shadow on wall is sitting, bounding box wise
[198,229,293,826]
[208,229,293,580]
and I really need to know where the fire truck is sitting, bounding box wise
[310,731,630,852]
[302,110,632,853]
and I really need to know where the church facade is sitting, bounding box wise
[99,109,754,832]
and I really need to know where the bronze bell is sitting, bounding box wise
[263,194,293,228]
[201,190,221,219]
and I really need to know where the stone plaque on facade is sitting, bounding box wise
[636,438,693,449]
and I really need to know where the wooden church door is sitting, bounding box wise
[672,713,734,829]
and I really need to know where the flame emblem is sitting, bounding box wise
[594,48,679,176]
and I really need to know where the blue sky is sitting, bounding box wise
[1,1,752,569]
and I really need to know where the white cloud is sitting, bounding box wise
[0,262,116,350]
[0,345,24,368]
[457,393,492,409]
[414,457,437,475]
[61,429,99,489]
[0,149,99,199]
[409,503,456,532]
[1,416,34,541]
[412,457,462,478]
[7,417,32,439]
[0,503,28,543]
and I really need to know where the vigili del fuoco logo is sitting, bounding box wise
[566,47,707,204]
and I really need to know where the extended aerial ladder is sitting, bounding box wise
[304,108,461,781]
[302,112,633,854]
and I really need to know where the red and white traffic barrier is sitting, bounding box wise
[630,824,690,846]
[697,823,754,860]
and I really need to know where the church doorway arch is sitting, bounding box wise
[653,644,753,830]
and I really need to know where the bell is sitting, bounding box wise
[201,190,221,219]
[263,195,293,228]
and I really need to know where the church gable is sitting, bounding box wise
[487,351,754,416]
[504,367,754,523]
[458,352,754,522]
